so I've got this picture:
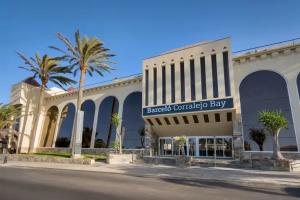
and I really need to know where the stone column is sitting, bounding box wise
[285,73,300,152]
[51,109,62,148]
[90,101,100,148]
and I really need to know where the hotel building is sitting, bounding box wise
[10,37,300,159]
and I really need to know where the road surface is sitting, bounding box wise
[0,166,299,200]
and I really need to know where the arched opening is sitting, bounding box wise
[240,70,297,151]
[122,92,145,149]
[81,100,95,148]
[95,96,119,148]
[56,103,75,147]
[40,106,59,147]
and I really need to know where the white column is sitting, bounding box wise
[51,109,62,148]
[205,55,213,99]
[286,73,300,152]
[217,52,225,98]
[157,65,162,105]
[165,62,172,104]
[194,57,202,100]
[185,59,191,102]
[90,101,100,148]
[116,98,125,142]
[175,61,181,102]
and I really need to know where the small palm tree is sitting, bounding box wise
[174,136,187,156]
[111,113,122,154]
[17,52,76,152]
[258,110,288,160]
[249,128,266,151]
[50,30,114,157]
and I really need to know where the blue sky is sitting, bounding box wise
[1,0,300,103]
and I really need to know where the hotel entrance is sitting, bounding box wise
[159,136,233,158]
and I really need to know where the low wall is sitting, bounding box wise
[0,154,94,165]
[243,151,300,160]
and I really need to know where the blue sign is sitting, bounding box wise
[143,98,234,116]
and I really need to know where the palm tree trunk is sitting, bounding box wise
[71,70,86,157]
[272,130,284,160]
[29,85,45,153]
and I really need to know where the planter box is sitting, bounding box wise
[106,153,136,164]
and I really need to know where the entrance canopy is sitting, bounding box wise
[144,109,235,137]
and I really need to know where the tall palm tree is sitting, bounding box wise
[50,30,114,156]
[17,52,76,152]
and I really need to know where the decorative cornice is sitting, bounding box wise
[233,43,300,64]
[44,75,143,102]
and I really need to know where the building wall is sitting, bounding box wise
[233,43,300,152]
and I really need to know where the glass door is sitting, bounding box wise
[188,137,197,156]
[198,138,207,157]
[159,138,173,156]
[207,138,215,157]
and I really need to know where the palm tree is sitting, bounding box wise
[249,128,266,151]
[50,30,114,156]
[17,52,76,152]
[258,110,288,160]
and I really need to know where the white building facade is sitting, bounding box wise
[10,37,300,159]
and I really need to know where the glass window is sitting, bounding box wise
[207,138,215,157]
[192,115,199,123]
[215,113,220,122]
[188,138,197,156]
[227,112,232,122]
[162,66,166,104]
[211,54,219,98]
[164,117,171,125]
[180,61,185,102]
[81,100,95,148]
[182,116,189,124]
[203,114,209,123]
[153,68,157,105]
[173,117,179,124]
[56,103,75,147]
[223,51,231,96]
[160,138,172,156]
[171,64,175,103]
[200,57,207,99]
[224,137,233,157]
[216,138,224,157]
[190,59,196,101]
[95,97,119,148]
[145,70,149,106]
[199,138,207,156]
[122,92,145,149]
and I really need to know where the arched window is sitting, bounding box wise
[56,103,75,147]
[122,92,145,149]
[40,106,59,147]
[240,70,297,151]
[81,100,95,148]
[95,96,119,148]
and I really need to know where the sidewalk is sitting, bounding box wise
[1,161,300,186]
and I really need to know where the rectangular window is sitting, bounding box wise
[223,51,231,96]
[173,117,179,124]
[180,61,185,102]
[145,70,149,106]
[203,114,209,123]
[153,68,157,105]
[155,118,162,125]
[171,64,176,103]
[200,57,207,99]
[147,119,153,126]
[182,116,189,124]
[164,117,171,125]
[211,54,219,98]
[192,115,199,123]
[227,112,232,122]
[162,66,166,104]
[190,59,196,101]
[215,113,220,122]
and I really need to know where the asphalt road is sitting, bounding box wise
[0,167,299,200]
